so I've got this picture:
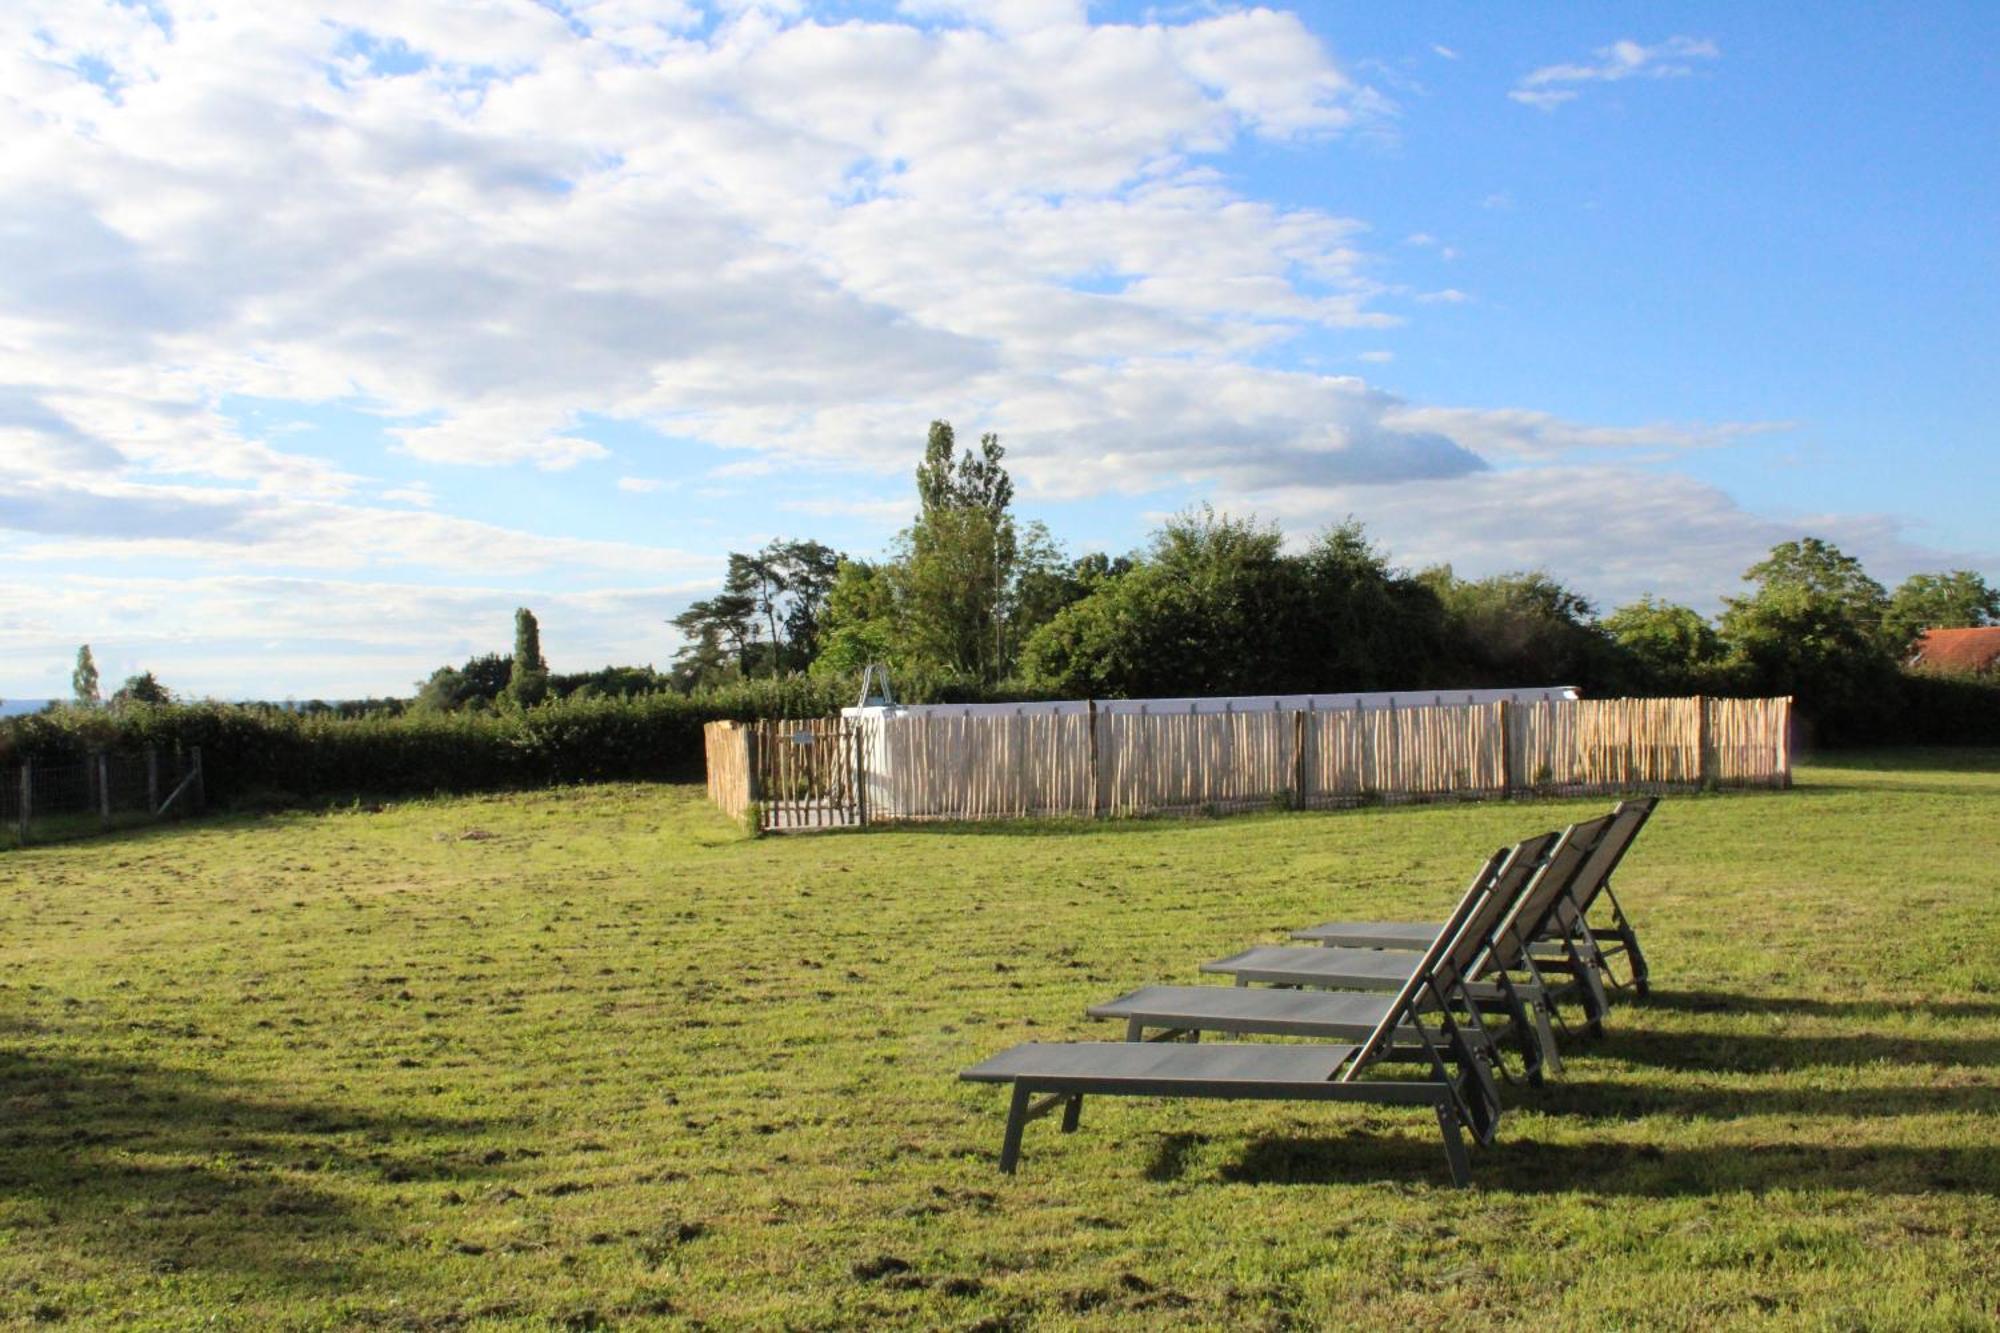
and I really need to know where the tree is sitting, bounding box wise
[111,671,172,706]
[669,540,847,684]
[1884,570,1999,652]
[1423,568,1621,689]
[670,589,761,688]
[1295,522,1456,689]
[898,421,1024,681]
[770,539,844,667]
[1729,537,1889,643]
[1022,507,1300,697]
[727,550,786,676]
[507,608,549,707]
[1602,596,1725,692]
[1021,511,1468,698]
[414,653,513,710]
[811,559,902,678]
[72,644,100,707]
[1718,537,1896,733]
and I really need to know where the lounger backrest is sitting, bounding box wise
[1340,841,1526,1080]
[1430,830,1564,993]
[1540,797,1656,936]
[1475,813,1614,971]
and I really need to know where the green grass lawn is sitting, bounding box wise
[1,752,1996,1330]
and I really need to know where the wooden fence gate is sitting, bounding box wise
[748,718,864,831]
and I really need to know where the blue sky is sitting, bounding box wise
[1,1,1993,700]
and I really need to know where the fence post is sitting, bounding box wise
[16,761,29,845]
[1498,700,1514,799]
[147,746,161,814]
[851,723,868,827]
[190,746,206,812]
[1291,709,1306,810]
[1087,700,1102,819]
[98,752,112,828]
[1695,697,1712,789]
[1779,696,1794,790]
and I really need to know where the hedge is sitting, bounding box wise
[0,677,856,807]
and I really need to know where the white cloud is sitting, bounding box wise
[0,3,1973,698]
[1379,406,1791,463]
[391,408,612,470]
[0,572,713,698]
[381,482,436,507]
[1223,466,1992,615]
[778,495,913,525]
[0,0,1393,504]
[0,474,716,578]
[1511,36,1719,111]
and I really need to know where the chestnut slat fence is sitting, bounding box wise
[703,721,754,825]
[704,697,1791,832]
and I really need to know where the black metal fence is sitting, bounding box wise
[0,747,204,849]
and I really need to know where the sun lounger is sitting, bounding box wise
[1089,840,1558,1083]
[960,847,1514,1185]
[1290,798,1657,1028]
[1200,816,1614,1064]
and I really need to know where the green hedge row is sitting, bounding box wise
[1877,671,2000,745]
[0,677,856,806]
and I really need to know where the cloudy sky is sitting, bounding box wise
[2,1,1994,700]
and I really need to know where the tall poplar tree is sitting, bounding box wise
[72,644,100,706]
[508,608,549,707]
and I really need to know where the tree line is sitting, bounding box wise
[648,421,1996,742]
[33,420,1998,747]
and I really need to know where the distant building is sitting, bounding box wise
[1909,626,2000,674]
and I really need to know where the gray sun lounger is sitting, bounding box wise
[1291,798,1657,1031]
[1088,841,1560,1084]
[960,853,1514,1185]
[1200,816,1614,1069]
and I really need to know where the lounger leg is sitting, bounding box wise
[999,1084,1033,1174]
[1126,1018,1145,1042]
[1530,996,1563,1077]
[1435,1102,1472,1189]
[1504,980,1544,1088]
[1574,955,1611,1036]
[1620,923,1651,996]
[1061,1095,1083,1133]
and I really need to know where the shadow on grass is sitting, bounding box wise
[1217,1130,2000,1196]
[1144,1131,1210,1181]
[1642,988,2000,1023]
[851,797,1626,839]
[1796,748,2000,776]
[0,1048,496,1291]
[1771,780,2000,800]
[1591,1024,2000,1074]
[1530,1076,2000,1122]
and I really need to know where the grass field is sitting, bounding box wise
[1,751,1996,1330]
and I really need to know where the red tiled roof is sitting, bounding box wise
[1911,626,2000,672]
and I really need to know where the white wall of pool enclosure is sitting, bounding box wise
[705,692,1792,830]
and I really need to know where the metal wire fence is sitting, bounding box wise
[0,747,204,849]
